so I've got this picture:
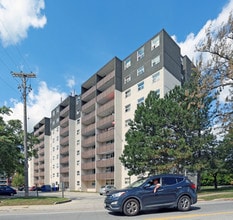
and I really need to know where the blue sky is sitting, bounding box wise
[0,0,232,131]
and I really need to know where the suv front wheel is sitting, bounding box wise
[123,198,140,216]
[177,195,191,211]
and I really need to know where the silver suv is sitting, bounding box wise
[99,185,116,195]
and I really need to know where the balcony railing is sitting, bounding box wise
[82,111,95,125]
[60,105,69,117]
[97,114,114,130]
[82,149,95,159]
[96,85,114,105]
[97,128,114,143]
[82,86,96,102]
[96,158,114,168]
[97,99,114,117]
[82,98,95,114]
[97,143,114,154]
[96,172,114,180]
[81,174,95,181]
[82,136,95,147]
[81,161,95,170]
[97,71,115,90]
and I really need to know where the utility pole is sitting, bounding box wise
[12,71,36,197]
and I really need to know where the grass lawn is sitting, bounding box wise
[0,196,70,206]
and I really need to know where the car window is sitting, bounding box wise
[162,177,182,186]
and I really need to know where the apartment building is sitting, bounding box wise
[81,29,192,191]
[31,117,50,186]
[30,29,192,192]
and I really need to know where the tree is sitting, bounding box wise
[0,106,38,183]
[120,76,214,182]
[195,12,233,134]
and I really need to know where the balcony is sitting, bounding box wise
[97,70,115,91]
[81,161,95,170]
[60,136,69,146]
[60,155,69,164]
[82,98,95,114]
[60,105,69,117]
[82,136,95,147]
[97,143,114,154]
[97,128,114,143]
[97,99,114,117]
[96,172,114,180]
[60,126,69,137]
[97,115,114,130]
[96,158,114,168]
[82,111,95,125]
[82,123,95,136]
[82,86,96,102]
[81,174,95,181]
[60,146,69,154]
[60,166,69,173]
[97,85,115,105]
[82,149,95,159]
[60,117,69,127]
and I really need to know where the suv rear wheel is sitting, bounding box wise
[177,195,191,211]
[123,198,140,216]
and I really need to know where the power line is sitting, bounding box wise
[12,71,36,198]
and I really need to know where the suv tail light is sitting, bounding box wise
[190,183,196,190]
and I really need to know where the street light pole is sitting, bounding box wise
[12,72,36,197]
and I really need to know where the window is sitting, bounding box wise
[125,119,131,127]
[125,104,131,112]
[77,129,80,135]
[77,118,80,124]
[137,47,144,61]
[151,55,160,67]
[124,75,131,84]
[77,160,80,165]
[125,177,130,184]
[137,66,144,76]
[125,89,131,98]
[77,171,80,175]
[155,89,160,96]
[77,150,80,155]
[77,140,80,145]
[77,181,80,186]
[152,71,160,83]
[151,35,160,50]
[137,81,144,91]
[124,57,131,69]
[137,97,144,106]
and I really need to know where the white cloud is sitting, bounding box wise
[66,76,76,89]
[178,0,233,62]
[4,81,67,132]
[0,0,47,46]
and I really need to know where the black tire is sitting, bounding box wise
[123,198,140,216]
[177,195,191,211]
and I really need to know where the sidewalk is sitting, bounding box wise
[0,192,105,213]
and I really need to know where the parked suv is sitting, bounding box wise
[104,174,197,216]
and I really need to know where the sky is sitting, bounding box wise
[0,0,233,132]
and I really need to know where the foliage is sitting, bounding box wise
[12,173,24,187]
[0,106,38,181]
[195,13,233,134]
[120,74,214,178]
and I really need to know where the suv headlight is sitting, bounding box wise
[112,192,125,198]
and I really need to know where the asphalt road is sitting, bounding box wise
[0,191,233,220]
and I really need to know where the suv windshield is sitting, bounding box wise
[126,177,148,188]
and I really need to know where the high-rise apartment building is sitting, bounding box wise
[30,29,192,192]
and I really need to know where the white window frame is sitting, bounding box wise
[125,89,131,98]
[137,81,144,91]
[152,71,160,83]
[151,55,160,67]
[125,104,131,112]
[137,66,144,76]
[137,97,144,106]
[137,47,144,61]
[124,57,131,70]
[124,75,131,84]
[151,35,160,50]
